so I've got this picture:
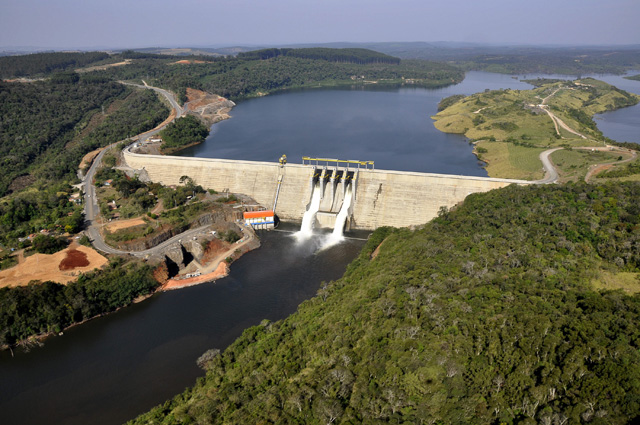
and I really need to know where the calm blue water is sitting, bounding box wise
[177,71,547,176]
[177,71,639,174]
[592,73,640,144]
[0,229,366,425]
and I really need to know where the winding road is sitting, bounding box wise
[83,81,192,257]
[530,83,635,184]
[534,148,563,184]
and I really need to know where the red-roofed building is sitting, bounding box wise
[243,210,275,230]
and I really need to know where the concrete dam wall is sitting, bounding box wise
[123,149,529,230]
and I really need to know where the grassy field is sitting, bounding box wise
[475,141,545,180]
[550,149,623,182]
[593,271,640,294]
[432,78,640,180]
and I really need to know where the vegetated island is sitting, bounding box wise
[432,78,640,181]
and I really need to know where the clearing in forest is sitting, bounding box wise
[0,243,108,288]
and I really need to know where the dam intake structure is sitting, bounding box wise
[123,147,530,231]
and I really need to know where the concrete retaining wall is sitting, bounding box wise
[123,149,529,230]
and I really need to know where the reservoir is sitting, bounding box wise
[1,71,638,425]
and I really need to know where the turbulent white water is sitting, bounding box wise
[296,183,322,241]
[322,185,353,249]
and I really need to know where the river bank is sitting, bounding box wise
[160,223,261,291]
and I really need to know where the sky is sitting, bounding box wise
[1,0,639,50]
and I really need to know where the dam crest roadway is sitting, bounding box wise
[123,148,531,231]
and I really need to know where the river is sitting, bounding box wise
[0,227,367,425]
[1,71,639,425]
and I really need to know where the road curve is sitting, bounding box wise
[122,80,183,120]
[83,82,190,256]
[534,148,563,184]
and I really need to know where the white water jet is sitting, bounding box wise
[295,183,322,241]
[321,185,353,249]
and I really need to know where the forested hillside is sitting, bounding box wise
[0,51,110,78]
[159,115,210,153]
[0,259,159,346]
[96,54,464,101]
[0,75,168,244]
[238,48,401,64]
[0,76,126,195]
[131,182,640,425]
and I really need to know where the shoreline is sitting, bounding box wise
[3,225,261,353]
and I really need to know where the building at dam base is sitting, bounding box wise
[123,149,529,231]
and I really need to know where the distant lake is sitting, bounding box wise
[591,73,640,144]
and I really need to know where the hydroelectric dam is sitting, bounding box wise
[123,149,530,231]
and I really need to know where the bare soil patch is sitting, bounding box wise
[76,59,132,73]
[8,174,36,193]
[104,217,147,232]
[59,249,90,270]
[200,239,231,264]
[0,243,108,288]
[161,262,229,291]
[79,148,104,170]
[183,88,235,125]
[172,60,207,65]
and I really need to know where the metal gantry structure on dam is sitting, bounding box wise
[302,156,375,171]
[302,156,374,203]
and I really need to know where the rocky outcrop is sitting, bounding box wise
[183,89,235,126]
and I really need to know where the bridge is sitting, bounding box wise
[123,149,530,231]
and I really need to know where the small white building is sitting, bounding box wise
[243,210,275,230]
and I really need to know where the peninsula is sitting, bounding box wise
[432,78,640,181]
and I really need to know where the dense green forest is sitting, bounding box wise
[238,48,401,64]
[159,115,210,152]
[0,77,168,197]
[0,77,126,195]
[336,42,640,75]
[0,76,168,244]
[0,183,84,245]
[131,182,640,425]
[0,259,159,346]
[96,54,464,101]
[0,51,110,78]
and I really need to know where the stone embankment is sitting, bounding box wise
[159,223,260,291]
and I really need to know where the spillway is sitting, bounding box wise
[296,183,322,240]
[322,185,353,249]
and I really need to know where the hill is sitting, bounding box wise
[432,78,640,180]
[94,50,464,102]
[130,181,640,424]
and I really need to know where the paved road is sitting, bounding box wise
[88,224,212,257]
[535,148,563,184]
[122,80,183,120]
[82,82,192,257]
